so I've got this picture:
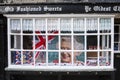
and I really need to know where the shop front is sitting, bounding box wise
[0,3,120,80]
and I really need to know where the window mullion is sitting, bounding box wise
[98,18,100,67]
[71,18,73,65]
[46,18,48,66]
[21,18,23,65]
[33,18,35,66]
[111,17,114,67]
[58,18,60,66]
[84,18,87,67]
[8,18,11,66]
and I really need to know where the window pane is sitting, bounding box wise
[47,18,59,34]
[73,18,84,33]
[23,51,34,65]
[86,18,98,33]
[11,35,21,49]
[87,52,98,66]
[60,18,71,33]
[61,36,71,50]
[34,35,46,50]
[10,19,21,33]
[35,51,46,66]
[100,35,111,50]
[99,51,111,66]
[22,19,33,33]
[23,35,33,49]
[87,36,97,50]
[35,19,46,33]
[61,51,72,65]
[100,18,111,33]
[48,52,59,66]
[74,52,85,66]
[11,51,21,65]
[74,36,84,50]
[48,36,59,50]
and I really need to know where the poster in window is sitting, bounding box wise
[34,35,46,50]
[48,52,59,66]
[60,36,71,65]
[74,36,84,50]
[23,51,34,65]
[61,52,72,66]
[11,51,21,65]
[61,36,71,50]
[35,51,46,66]
[74,52,84,66]
[48,36,59,50]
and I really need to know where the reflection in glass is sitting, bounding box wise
[23,51,34,65]
[74,36,84,50]
[11,35,21,49]
[74,52,84,66]
[100,35,111,50]
[35,51,46,66]
[99,51,111,66]
[61,36,71,50]
[11,51,21,65]
[48,36,59,50]
[48,52,59,65]
[23,36,33,49]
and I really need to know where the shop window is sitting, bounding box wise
[8,16,114,70]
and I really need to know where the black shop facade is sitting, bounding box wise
[0,3,120,80]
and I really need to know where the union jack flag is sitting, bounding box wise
[34,31,58,63]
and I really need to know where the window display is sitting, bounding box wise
[35,51,46,66]
[8,16,114,70]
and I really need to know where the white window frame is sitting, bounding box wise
[5,14,115,71]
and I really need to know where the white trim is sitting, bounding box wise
[5,66,115,71]
[4,14,115,18]
[8,18,11,66]
[111,17,114,68]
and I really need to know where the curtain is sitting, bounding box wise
[35,19,46,31]
[22,19,33,31]
[100,18,111,31]
[73,18,84,31]
[60,18,71,31]
[10,19,21,30]
[47,18,58,32]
